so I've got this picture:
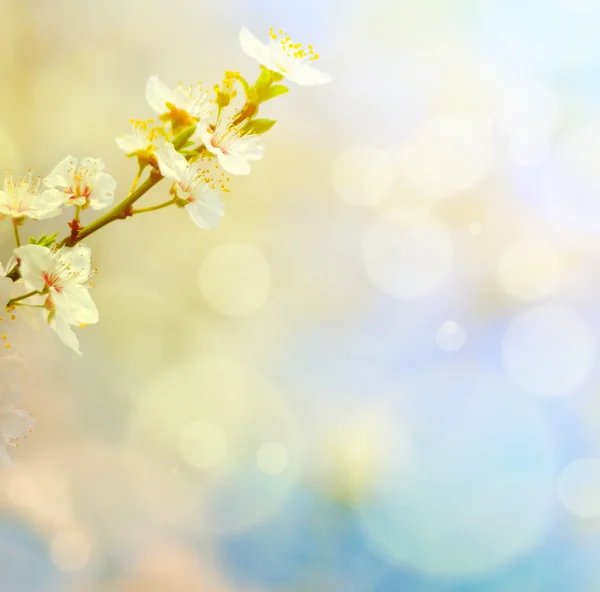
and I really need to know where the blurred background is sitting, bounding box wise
[2,0,600,589]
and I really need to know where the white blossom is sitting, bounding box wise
[116,120,157,157]
[240,27,331,86]
[0,172,63,220]
[0,399,34,464]
[146,76,212,126]
[14,243,98,354]
[198,120,263,176]
[44,156,116,210]
[155,143,225,229]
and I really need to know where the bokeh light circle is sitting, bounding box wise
[436,320,466,352]
[198,244,271,316]
[256,442,290,476]
[50,530,92,573]
[557,458,600,518]
[357,369,555,576]
[502,306,595,396]
[363,216,454,299]
[398,116,494,201]
[497,240,562,302]
[179,420,227,470]
[332,143,394,206]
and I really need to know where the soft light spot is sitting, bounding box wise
[7,475,36,507]
[50,531,91,572]
[357,370,555,576]
[179,420,227,470]
[436,321,466,352]
[468,222,482,236]
[256,442,289,475]
[508,132,551,167]
[398,116,494,201]
[496,81,559,139]
[332,143,394,206]
[198,244,270,316]
[557,458,600,518]
[363,216,454,299]
[498,240,562,302]
[502,306,594,396]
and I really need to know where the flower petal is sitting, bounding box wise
[0,407,34,442]
[13,245,52,292]
[286,63,332,86]
[50,316,81,354]
[146,75,173,114]
[218,152,251,175]
[239,27,271,67]
[186,190,225,229]
[155,142,189,182]
[53,285,99,325]
[44,155,77,189]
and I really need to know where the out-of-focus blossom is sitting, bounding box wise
[240,27,331,86]
[0,172,63,220]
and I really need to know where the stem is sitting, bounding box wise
[131,198,176,215]
[58,171,162,247]
[129,164,144,194]
[7,290,39,308]
[74,205,81,222]
[12,220,20,247]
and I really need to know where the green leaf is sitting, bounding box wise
[244,118,277,135]
[259,84,289,103]
[28,232,59,247]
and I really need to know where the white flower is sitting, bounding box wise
[240,27,331,86]
[146,76,212,127]
[116,120,156,157]
[0,400,34,464]
[198,121,263,175]
[155,143,225,229]
[44,156,116,210]
[14,243,99,354]
[0,172,63,220]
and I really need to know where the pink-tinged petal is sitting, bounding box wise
[146,75,173,114]
[239,27,271,67]
[286,63,332,86]
[50,316,81,354]
[53,285,98,326]
[13,245,52,292]
[218,152,251,175]
[0,407,34,442]
[186,190,225,229]
[44,155,77,189]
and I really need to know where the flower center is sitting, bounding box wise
[270,27,320,62]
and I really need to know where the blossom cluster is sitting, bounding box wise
[0,28,330,461]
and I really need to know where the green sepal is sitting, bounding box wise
[28,232,59,248]
[255,67,272,93]
[244,118,277,135]
[236,74,251,98]
[259,84,289,103]
[172,125,197,149]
